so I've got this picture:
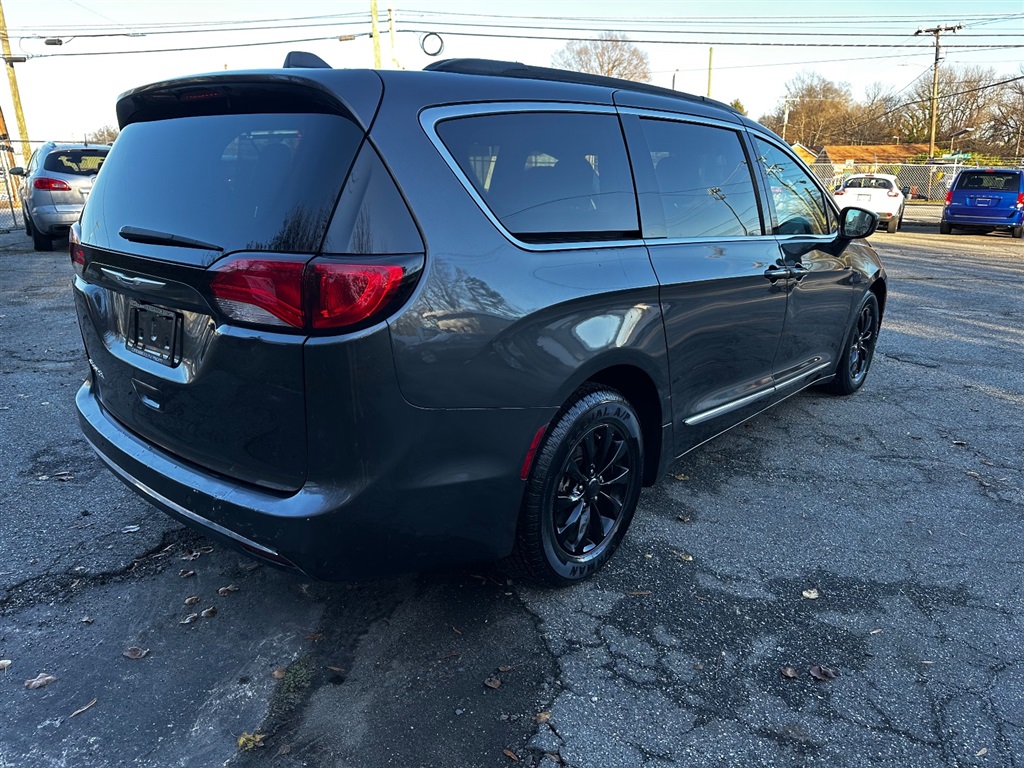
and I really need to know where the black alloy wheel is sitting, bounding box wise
[824,292,880,396]
[509,388,643,586]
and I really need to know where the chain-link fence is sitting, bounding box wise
[809,162,976,202]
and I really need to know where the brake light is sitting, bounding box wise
[208,255,416,332]
[69,223,85,277]
[1017,193,1024,207]
[834,190,844,196]
[34,177,72,191]
[945,190,953,205]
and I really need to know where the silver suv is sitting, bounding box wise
[11,141,109,251]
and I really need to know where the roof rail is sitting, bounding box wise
[423,58,737,113]
[283,51,331,69]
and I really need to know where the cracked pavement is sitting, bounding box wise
[1,215,1022,767]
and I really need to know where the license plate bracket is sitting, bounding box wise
[127,302,183,367]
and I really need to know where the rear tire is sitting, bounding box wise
[23,207,31,236]
[823,292,880,396]
[886,216,898,234]
[31,221,53,252]
[509,388,643,586]
[1012,225,1023,239]
[939,221,952,235]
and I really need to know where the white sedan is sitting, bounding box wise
[832,173,905,233]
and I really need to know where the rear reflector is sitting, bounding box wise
[34,177,72,191]
[208,254,418,333]
[520,424,548,480]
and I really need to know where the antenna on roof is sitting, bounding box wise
[283,51,331,69]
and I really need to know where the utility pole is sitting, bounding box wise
[706,47,713,98]
[370,0,381,68]
[0,0,30,164]
[915,24,961,159]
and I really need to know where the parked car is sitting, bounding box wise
[10,142,110,251]
[831,173,905,233]
[71,55,885,585]
[940,168,1024,238]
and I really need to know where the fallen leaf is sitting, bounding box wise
[502,748,520,761]
[976,748,988,757]
[181,551,201,561]
[179,569,196,578]
[966,471,981,479]
[305,632,323,642]
[671,549,694,562]
[237,732,266,751]
[271,667,287,680]
[123,646,149,660]
[327,665,344,673]
[498,664,513,673]
[802,588,820,600]
[69,698,98,718]
[693,662,704,670]
[0,659,11,671]
[200,607,217,618]
[676,515,691,523]
[534,711,551,724]
[952,440,968,446]
[217,585,239,596]
[24,673,57,689]
[198,546,214,554]
[184,595,201,605]
[81,616,94,624]
[451,626,463,635]
[627,590,651,596]
[180,613,200,625]
[672,473,690,481]
[276,745,292,757]
[869,629,883,635]
[484,677,502,689]
[53,471,74,482]
[921,660,935,665]
[781,666,800,679]
[121,525,141,533]
[809,664,839,682]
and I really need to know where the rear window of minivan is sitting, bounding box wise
[80,113,363,256]
[955,171,1020,191]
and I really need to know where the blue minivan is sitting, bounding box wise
[940,168,1024,238]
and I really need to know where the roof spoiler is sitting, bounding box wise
[283,51,331,69]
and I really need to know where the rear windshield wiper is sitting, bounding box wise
[119,226,223,252]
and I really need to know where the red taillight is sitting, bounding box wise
[208,256,414,332]
[834,190,845,196]
[945,190,953,205]
[1017,193,1024,207]
[887,189,900,197]
[69,223,85,277]
[209,258,306,328]
[306,262,404,330]
[34,177,72,191]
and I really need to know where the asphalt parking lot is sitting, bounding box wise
[1,212,1022,768]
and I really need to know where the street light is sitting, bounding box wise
[949,127,974,154]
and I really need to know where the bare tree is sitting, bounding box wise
[759,73,852,148]
[85,125,119,145]
[551,32,650,83]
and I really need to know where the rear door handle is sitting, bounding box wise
[763,266,790,282]
[788,263,810,281]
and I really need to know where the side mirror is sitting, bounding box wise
[9,167,24,176]
[839,206,878,239]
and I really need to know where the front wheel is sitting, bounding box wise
[509,388,643,586]
[823,292,880,396]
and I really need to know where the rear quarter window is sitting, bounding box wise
[435,111,639,244]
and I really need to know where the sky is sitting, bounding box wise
[0,0,1021,158]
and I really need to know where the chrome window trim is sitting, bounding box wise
[420,102,639,252]
[617,107,742,133]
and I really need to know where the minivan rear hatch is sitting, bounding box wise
[950,170,1022,220]
[74,77,369,491]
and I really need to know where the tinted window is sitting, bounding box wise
[322,141,423,254]
[640,119,761,238]
[845,177,892,190]
[436,111,638,243]
[956,171,1020,191]
[44,149,108,176]
[755,139,832,236]
[81,113,363,256]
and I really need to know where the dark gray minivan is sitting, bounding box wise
[72,56,885,585]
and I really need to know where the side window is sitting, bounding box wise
[435,111,639,243]
[640,119,762,238]
[754,139,833,236]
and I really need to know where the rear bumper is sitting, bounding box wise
[77,379,553,580]
[30,204,81,234]
[942,206,1024,227]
